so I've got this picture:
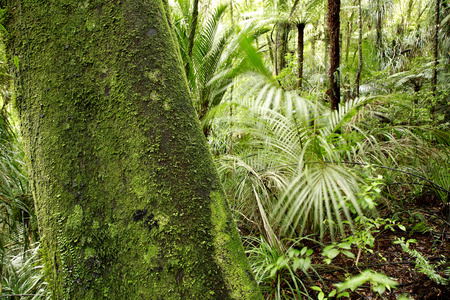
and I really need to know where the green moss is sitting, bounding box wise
[210,191,262,299]
[66,205,83,231]
[4,0,262,298]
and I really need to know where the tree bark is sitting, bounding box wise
[375,0,384,65]
[355,0,363,98]
[275,22,290,76]
[328,0,341,111]
[323,9,330,75]
[297,23,305,90]
[185,0,200,76]
[3,0,262,299]
[431,0,440,100]
[345,11,354,67]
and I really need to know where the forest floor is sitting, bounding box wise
[305,190,450,300]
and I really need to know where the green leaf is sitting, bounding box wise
[338,242,352,250]
[323,246,340,260]
[318,291,325,300]
[269,266,278,278]
[293,257,312,271]
[341,250,355,259]
[0,24,8,34]
[335,273,369,292]
[292,257,301,270]
[300,246,307,256]
[337,292,350,298]
[277,256,289,269]
[336,270,398,294]
[14,56,20,71]
[311,286,323,292]
[289,248,300,258]
[373,284,386,294]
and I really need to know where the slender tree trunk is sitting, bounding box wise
[311,31,317,59]
[375,0,384,65]
[4,0,262,299]
[431,0,440,100]
[323,10,330,74]
[345,11,354,67]
[328,0,341,111]
[297,23,305,90]
[185,0,200,76]
[274,24,279,76]
[355,0,363,98]
[275,22,290,75]
[267,34,275,71]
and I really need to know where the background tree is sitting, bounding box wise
[1,0,450,298]
[328,0,341,111]
[2,0,262,298]
[290,0,322,90]
[431,0,440,102]
[355,0,363,97]
[185,0,200,75]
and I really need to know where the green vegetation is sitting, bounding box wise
[1,0,450,298]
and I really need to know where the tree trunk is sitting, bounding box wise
[297,23,305,90]
[375,0,384,65]
[185,0,200,76]
[328,0,341,111]
[345,11,354,67]
[3,1,262,299]
[323,10,330,75]
[267,34,275,70]
[355,0,363,98]
[275,22,290,75]
[431,0,440,100]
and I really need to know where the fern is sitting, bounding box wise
[394,238,449,285]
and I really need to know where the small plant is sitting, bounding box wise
[335,269,398,296]
[1,243,48,299]
[311,285,349,300]
[246,236,317,299]
[322,242,355,265]
[323,217,406,265]
[394,237,449,285]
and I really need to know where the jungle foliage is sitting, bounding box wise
[1,0,450,298]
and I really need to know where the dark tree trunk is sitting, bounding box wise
[3,0,262,299]
[275,22,290,75]
[328,0,341,111]
[267,35,275,69]
[297,23,305,90]
[185,0,200,76]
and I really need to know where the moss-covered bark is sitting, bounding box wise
[1,0,262,299]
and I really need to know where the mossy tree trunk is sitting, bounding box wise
[274,21,290,76]
[2,0,262,299]
[431,0,440,102]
